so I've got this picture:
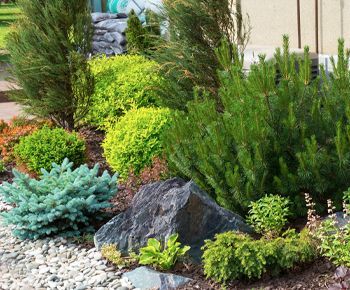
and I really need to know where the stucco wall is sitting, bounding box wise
[241,0,349,54]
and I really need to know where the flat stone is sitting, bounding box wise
[123,266,191,290]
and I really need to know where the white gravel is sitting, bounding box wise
[0,196,134,290]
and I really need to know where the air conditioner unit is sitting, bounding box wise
[243,45,320,80]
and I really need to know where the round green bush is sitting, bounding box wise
[86,55,163,128]
[14,126,86,173]
[103,107,171,179]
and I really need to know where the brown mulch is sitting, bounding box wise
[0,91,9,103]
[177,259,336,290]
[79,126,111,174]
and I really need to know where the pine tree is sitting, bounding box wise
[165,37,350,215]
[6,0,94,130]
[151,0,250,110]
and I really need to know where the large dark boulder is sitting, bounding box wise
[94,178,251,261]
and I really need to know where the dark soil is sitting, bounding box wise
[177,259,336,290]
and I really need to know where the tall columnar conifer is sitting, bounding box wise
[6,0,94,130]
[152,0,250,110]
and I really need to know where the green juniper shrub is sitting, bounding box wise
[126,9,161,55]
[14,126,86,173]
[165,37,350,215]
[202,229,317,283]
[103,107,171,179]
[247,195,290,238]
[126,10,147,54]
[86,55,163,128]
[7,0,94,130]
[138,234,190,270]
[0,159,117,240]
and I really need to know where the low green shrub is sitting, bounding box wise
[14,126,86,173]
[202,229,316,283]
[139,234,190,270]
[103,107,171,179]
[0,159,117,240]
[247,195,290,238]
[86,55,163,128]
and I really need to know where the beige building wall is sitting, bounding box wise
[241,0,350,54]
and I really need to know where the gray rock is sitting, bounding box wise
[94,19,128,33]
[329,212,350,228]
[104,32,126,45]
[95,178,251,261]
[123,266,191,290]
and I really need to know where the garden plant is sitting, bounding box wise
[0,159,118,239]
[7,0,94,130]
[165,37,350,215]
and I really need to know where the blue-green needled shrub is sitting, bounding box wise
[0,159,118,240]
[86,55,163,128]
[14,126,86,173]
[103,107,171,179]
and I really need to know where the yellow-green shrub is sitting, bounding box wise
[103,107,171,179]
[202,229,317,283]
[86,55,163,128]
[14,126,86,173]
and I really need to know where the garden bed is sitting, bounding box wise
[0,126,339,290]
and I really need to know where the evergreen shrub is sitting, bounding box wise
[103,107,171,179]
[7,0,94,130]
[126,9,161,55]
[165,37,350,215]
[202,229,316,283]
[0,159,118,239]
[152,0,250,109]
[86,55,163,128]
[14,126,85,173]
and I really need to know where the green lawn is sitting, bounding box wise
[0,3,20,49]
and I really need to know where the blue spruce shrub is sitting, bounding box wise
[0,159,118,239]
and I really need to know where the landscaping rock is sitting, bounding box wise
[91,13,127,56]
[95,178,252,261]
[123,266,191,290]
[329,212,350,228]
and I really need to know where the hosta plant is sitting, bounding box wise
[139,234,190,270]
[0,159,118,239]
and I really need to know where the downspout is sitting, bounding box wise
[315,0,319,53]
[236,0,243,45]
[297,0,301,48]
